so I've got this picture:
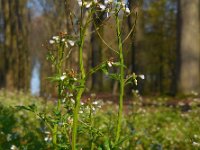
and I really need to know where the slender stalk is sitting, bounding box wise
[53,41,63,148]
[115,12,124,145]
[89,102,95,150]
[72,2,86,149]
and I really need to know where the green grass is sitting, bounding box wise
[0,90,200,149]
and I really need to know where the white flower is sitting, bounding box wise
[62,98,66,103]
[7,134,12,141]
[138,74,145,80]
[86,2,92,8]
[77,0,82,6]
[60,75,66,81]
[68,93,73,97]
[92,101,98,105]
[68,117,73,124]
[10,145,18,150]
[107,61,113,67]
[49,39,55,44]
[105,0,112,4]
[193,142,200,147]
[93,0,98,3]
[52,36,59,41]
[68,40,75,46]
[99,4,106,11]
[65,42,68,48]
[61,38,65,42]
[125,7,130,14]
[79,110,83,114]
[45,131,50,134]
[44,137,49,141]
[70,98,75,104]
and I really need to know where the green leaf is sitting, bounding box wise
[112,134,134,148]
[112,62,127,68]
[16,104,37,112]
[109,73,120,81]
[101,67,109,75]
[104,138,111,150]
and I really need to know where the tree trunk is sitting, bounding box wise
[1,0,29,91]
[178,0,200,94]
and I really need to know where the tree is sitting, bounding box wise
[1,0,29,91]
[178,0,200,94]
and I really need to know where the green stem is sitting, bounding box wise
[72,2,86,149]
[115,12,124,145]
[89,103,94,150]
[53,40,63,148]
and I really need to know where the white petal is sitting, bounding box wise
[99,4,106,11]
[49,40,55,44]
[86,2,92,8]
[68,40,75,46]
[60,75,66,81]
[52,36,59,41]
[139,74,145,80]
[125,7,130,14]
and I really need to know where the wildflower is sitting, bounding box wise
[105,0,112,4]
[68,40,75,46]
[44,136,52,142]
[44,131,50,134]
[107,60,114,67]
[193,142,200,147]
[61,38,65,42]
[77,0,82,6]
[125,7,130,14]
[10,145,18,150]
[60,76,66,81]
[68,117,73,124]
[86,2,92,8]
[91,93,96,97]
[65,42,68,48]
[7,134,12,141]
[93,0,98,3]
[60,73,66,81]
[58,122,63,126]
[52,36,59,41]
[79,110,83,114]
[99,4,106,11]
[138,74,145,80]
[92,101,98,105]
[62,98,66,103]
[68,93,73,97]
[49,39,55,44]
[70,98,75,104]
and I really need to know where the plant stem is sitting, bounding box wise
[53,42,63,148]
[72,2,86,149]
[115,12,124,145]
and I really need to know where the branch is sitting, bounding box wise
[122,12,138,44]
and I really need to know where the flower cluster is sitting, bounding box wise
[76,0,131,15]
[49,35,75,48]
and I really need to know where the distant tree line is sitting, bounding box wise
[0,0,199,96]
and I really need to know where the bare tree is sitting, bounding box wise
[178,0,200,94]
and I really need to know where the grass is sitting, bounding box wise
[0,90,200,149]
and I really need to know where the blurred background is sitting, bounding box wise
[0,0,199,97]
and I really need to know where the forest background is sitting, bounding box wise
[0,0,200,97]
